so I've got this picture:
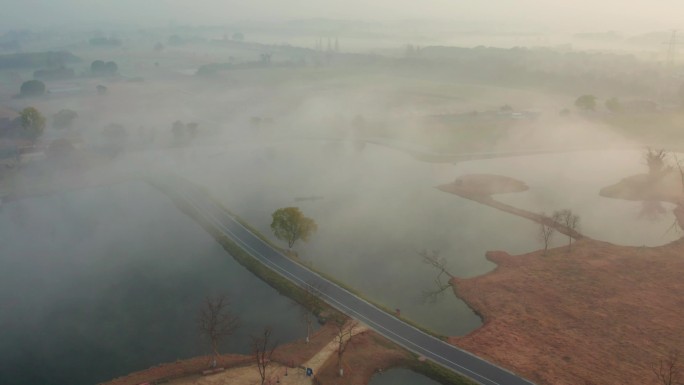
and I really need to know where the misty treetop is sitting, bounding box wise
[19,107,45,141]
[0,51,80,69]
[271,207,318,249]
[91,60,118,77]
[19,80,45,98]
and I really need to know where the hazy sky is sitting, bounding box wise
[1,0,682,32]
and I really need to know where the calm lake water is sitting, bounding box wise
[179,142,678,337]
[0,181,310,385]
[2,141,673,385]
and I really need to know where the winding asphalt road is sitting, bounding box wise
[162,176,537,385]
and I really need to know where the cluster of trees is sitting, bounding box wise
[91,60,118,77]
[0,51,79,70]
[19,80,45,97]
[0,106,47,160]
[19,107,46,141]
[538,209,581,255]
[574,94,621,112]
[573,94,659,114]
[197,295,278,385]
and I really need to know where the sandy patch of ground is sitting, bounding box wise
[100,322,339,385]
[168,323,372,385]
[314,328,412,385]
[101,322,397,385]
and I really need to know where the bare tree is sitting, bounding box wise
[538,213,556,256]
[334,319,359,377]
[419,249,454,279]
[301,282,323,343]
[198,295,240,368]
[419,249,454,303]
[652,350,682,385]
[553,209,580,252]
[252,327,278,385]
[644,148,670,177]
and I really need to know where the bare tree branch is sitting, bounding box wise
[252,327,278,385]
[198,294,240,367]
[653,350,682,385]
[419,249,454,279]
[552,209,580,252]
[418,249,455,304]
[334,319,359,377]
[421,277,452,304]
[538,212,556,256]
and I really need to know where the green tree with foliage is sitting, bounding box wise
[19,107,46,140]
[271,207,318,248]
[91,60,106,74]
[20,80,46,97]
[91,60,118,76]
[575,94,597,111]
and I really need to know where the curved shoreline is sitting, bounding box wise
[439,174,684,385]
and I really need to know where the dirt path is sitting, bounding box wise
[168,323,369,385]
[437,183,585,240]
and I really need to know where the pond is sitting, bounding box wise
[0,181,311,385]
[178,141,541,337]
[176,142,679,338]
